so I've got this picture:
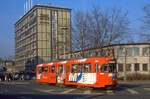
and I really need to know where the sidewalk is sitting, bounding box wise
[118,80,150,84]
[0,80,32,85]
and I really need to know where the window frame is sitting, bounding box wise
[118,64,123,72]
[134,63,140,71]
[142,64,148,71]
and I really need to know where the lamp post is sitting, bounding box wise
[123,48,127,81]
[149,44,150,76]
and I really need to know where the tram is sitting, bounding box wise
[36,57,117,88]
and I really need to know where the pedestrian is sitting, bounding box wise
[8,73,12,81]
[5,73,8,81]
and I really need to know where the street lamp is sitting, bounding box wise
[123,48,127,81]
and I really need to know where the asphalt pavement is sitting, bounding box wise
[0,80,150,99]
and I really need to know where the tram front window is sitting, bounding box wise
[101,63,116,73]
[109,63,116,73]
[43,67,48,73]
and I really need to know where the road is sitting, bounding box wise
[0,81,150,99]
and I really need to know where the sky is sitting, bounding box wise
[0,0,150,58]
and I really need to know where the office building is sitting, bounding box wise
[15,5,71,72]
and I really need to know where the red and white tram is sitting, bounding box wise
[36,57,117,88]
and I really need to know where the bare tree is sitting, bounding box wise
[72,11,91,57]
[89,7,129,48]
[141,4,150,42]
[72,6,130,57]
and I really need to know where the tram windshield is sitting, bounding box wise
[101,63,116,73]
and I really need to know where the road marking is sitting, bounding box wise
[126,88,138,94]
[143,88,150,91]
[19,92,36,94]
[61,89,76,94]
[0,82,29,85]
[34,88,54,93]
[106,90,114,94]
[75,94,103,99]
[83,90,91,94]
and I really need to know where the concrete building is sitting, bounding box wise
[61,43,150,77]
[15,5,71,72]
[113,43,150,77]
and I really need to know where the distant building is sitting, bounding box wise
[0,60,15,72]
[15,5,71,72]
[62,43,150,77]
[4,60,15,72]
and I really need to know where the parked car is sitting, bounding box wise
[0,71,5,81]
[0,66,7,81]
[24,72,35,80]
[14,72,20,80]
[14,72,35,80]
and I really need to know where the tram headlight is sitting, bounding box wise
[108,73,115,80]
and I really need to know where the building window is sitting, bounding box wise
[117,48,124,56]
[126,48,133,56]
[126,64,131,71]
[134,63,139,71]
[133,47,139,56]
[142,47,149,56]
[118,64,123,72]
[142,64,148,71]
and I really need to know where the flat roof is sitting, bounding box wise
[69,43,150,53]
[15,4,71,25]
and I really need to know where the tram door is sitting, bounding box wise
[41,66,49,82]
[57,65,66,84]
[37,66,42,80]
[49,65,57,84]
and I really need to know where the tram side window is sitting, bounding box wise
[78,64,83,73]
[51,66,55,73]
[43,67,48,73]
[38,67,42,73]
[83,64,91,73]
[58,65,63,73]
[95,64,99,73]
[101,64,108,72]
[72,64,77,73]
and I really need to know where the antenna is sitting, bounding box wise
[28,0,30,11]
[28,0,30,10]
[29,0,31,10]
[24,3,26,14]
[30,0,33,8]
[26,1,28,12]
[23,0,33,15]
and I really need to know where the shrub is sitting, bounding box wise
[118,73,150,81]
